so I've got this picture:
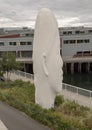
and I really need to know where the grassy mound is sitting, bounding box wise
[0,80,92,130]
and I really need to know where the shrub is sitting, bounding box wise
[56,100,89,118]
[54,95,64,107]
[83,117,92,129]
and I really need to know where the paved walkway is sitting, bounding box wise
[0,102,50,130]
[4,71,34,83]
[61,90,92,108]
[0,120,8,130]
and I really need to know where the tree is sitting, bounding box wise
[0,52,22,81]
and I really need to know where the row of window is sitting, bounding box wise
[64,39,90,44]
[73,51,92,58]
[0,42,32,46]
[62,30,92,35]
[9,42,16,45]
[20,42,32,45]
[62,31,85,35]
[9,42,32,45]
[0,51,32,58]
[20,33,34,37]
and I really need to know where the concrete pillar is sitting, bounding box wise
[71,63,74,74]
[24,63,26,72]
[87,62,91,73]
[78,63,81,73]
[64,63,67,74]
[19,51,22,58]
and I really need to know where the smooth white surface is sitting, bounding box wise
[0,120,8,130]
[33,8,63,109]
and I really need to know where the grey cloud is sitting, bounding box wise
[0,0,92,27]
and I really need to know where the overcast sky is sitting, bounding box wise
[0,0,92,28]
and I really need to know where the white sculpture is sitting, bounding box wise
[33,8,63,109]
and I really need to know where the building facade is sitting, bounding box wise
[59,27,92,74]
[1,26,92,74]
[0,27,34,73]
[60,27,92,58]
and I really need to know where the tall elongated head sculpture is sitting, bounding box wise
[33,8,63,109]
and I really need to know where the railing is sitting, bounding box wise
[16,58,32,62]
[11,70,92,99]
[11,70,34,82]
[62,83,92,99]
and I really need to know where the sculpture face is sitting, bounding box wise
[48,51,63,94]
[33,8,63,109]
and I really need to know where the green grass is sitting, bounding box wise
[0,80,92,130]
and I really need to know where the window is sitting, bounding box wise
[77,40,83,43]
[88,30,92,33]
[75,30,85,34]
[63,32,67,35]
[20,42,26,45]
[70,40,76,44]
[9,42,16,45]
[25,34,31,37]
[21,51,32,57]
[20,42,32,45]
[0,42,4,46]
[20,33,34,37]
[68,31,72,35]
[75,31,80,34]
[64,40,76,44]
[64,40,69,44]
[25,34,34,37]
[84,39,89,43]
[20,34,26,37]
[27,42,32,45]
[80,31,85,34]
[77,39,89,43]
[77,52,82,54]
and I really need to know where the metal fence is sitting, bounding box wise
[12,70,92,99]
[12,70,34,82]
[62,83,92,99]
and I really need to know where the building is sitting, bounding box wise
[59,26,92,58]
[0,26,92,74]
[59,27,92,73]
[0,27,34,73]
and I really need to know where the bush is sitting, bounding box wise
[84,117,92,129]
[54,95,64,107]
[56,100,90,118]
